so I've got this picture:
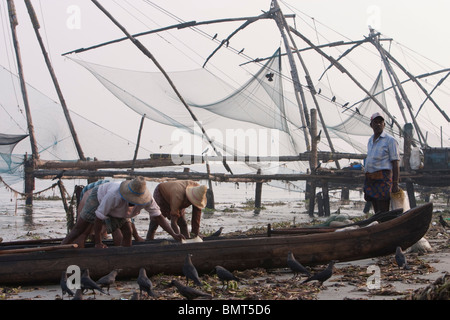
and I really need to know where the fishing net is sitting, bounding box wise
[70,49,306,161]
[0,65,153,188]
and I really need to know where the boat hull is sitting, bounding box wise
[0,203,433,285]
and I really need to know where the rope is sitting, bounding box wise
[0,175,59,197]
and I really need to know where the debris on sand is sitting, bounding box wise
[406,273,450,300]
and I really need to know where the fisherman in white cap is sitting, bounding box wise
[62,176,185,248]
[364,112,400,213]
[146,180,208,240]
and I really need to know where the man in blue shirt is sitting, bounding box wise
[364,112,400,213]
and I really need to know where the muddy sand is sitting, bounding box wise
[1,194,449,301]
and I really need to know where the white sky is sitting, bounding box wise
[1,0,449,153]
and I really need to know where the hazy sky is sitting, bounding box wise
[1,0,449,150]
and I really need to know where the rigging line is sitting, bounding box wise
[0,3,21,110]
[144,0,286,76]
[0,101,27,133]
[281,0,379,93]
[116,0,205,69]
[37,0,52,66]
[138,0,266,96]
[392,39,447,70]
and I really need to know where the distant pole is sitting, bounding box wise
[7,0,39,161]
[204,154,215,209]
[24,0,86,161]
[254,169,263,214]
[403,123,417,208]
[308,109,318,217]
[131,114,146,174]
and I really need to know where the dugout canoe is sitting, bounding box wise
[0,203,433,286]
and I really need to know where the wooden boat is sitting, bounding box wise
[0,203,432,286]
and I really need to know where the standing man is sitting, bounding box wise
[146,180,207,240]
[364,112,400,213]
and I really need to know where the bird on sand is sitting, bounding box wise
[170,280,212,300]
[287,252,310,279]
[302,260,336,286]
[439,215,449,229]
[210,227,224,237]
[96,269,121,294]
[183,253,202,286]
[60,271,74,299]
[137,267,156,298]
[214,265,239,289]
[81,269,107,297]
[72,289,83,300]
[395,246,409,270]
[130,292,140,300]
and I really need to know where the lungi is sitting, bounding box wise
[363,170,393,201]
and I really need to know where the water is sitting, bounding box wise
[1,178,337,243]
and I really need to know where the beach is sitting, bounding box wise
[0,180,449,301]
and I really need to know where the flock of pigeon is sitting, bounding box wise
[59,245,412,300]
[59,252,241,300]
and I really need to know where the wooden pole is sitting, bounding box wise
[288,26,404,134]
[7,0,39,161]
[403,123,417,208]
[24,0,86,161]
[369,30,427,147]
[91,0,233,175]
[321,179,330,216]
[272,0,311,151]
[205,155,215,209]
[308,109,318,217]
[131,114,146,174]
[62,14,294,57]
[23,154,35,205]
[276,3,340,168]
[254,169,263,214]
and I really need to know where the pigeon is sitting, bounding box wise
[130,292,140,300]
[287,252,310,279]
[210,227,224,238]
[214,266,239,289]
[439,215,449,229]
[170,280,212,300]
[60,271,74,299]
[183,253,202,286]
[395,246,409,270]
[80,269,107,297]
[96,269,121,294]
[315,130,322,143]
[265,72,274,82]
[52,170,66,181]
[302,260,336,286]
[72,289,83,300]
[137,267,156,298]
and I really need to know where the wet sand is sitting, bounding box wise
[1,186,449,301]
